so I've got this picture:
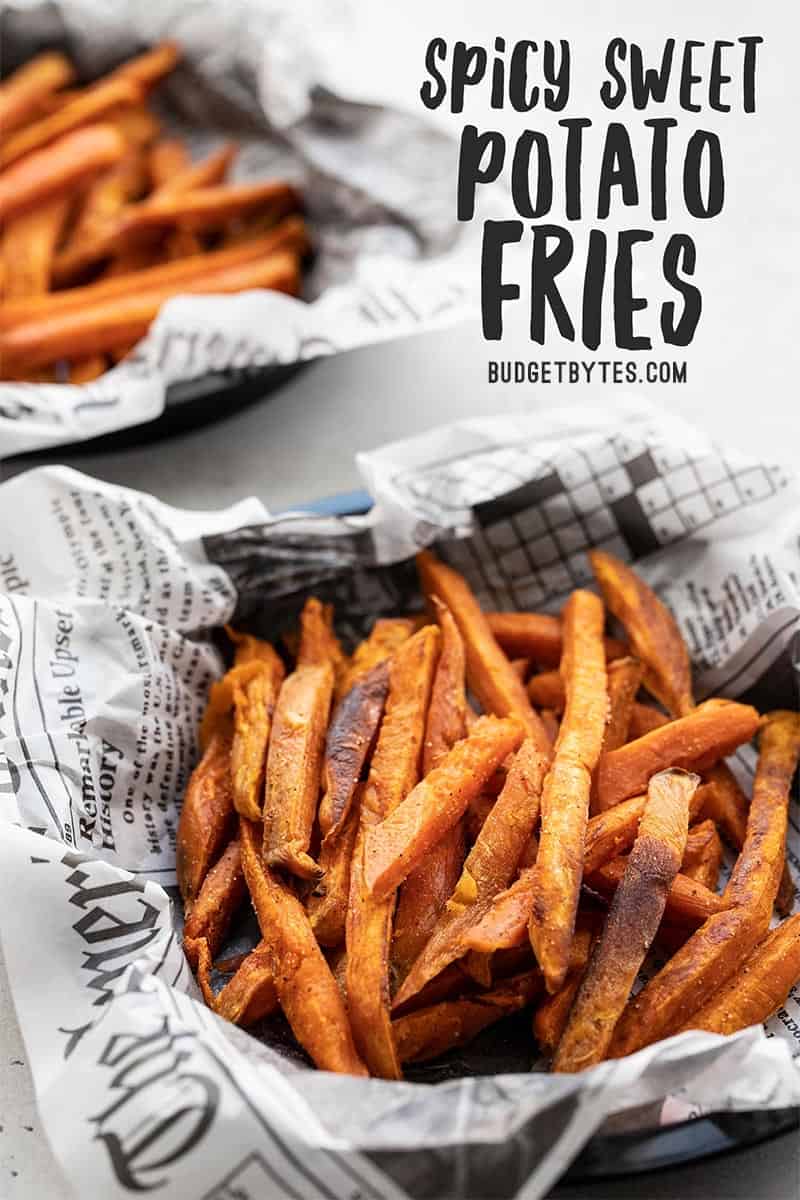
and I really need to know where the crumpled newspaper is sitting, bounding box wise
[0,0,474,456]
[0,400,798,1199]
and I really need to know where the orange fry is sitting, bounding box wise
[0,123,126,223]
[628,704,670,738]
[590,549,693,716]
[393,971,542,1063]
[1,249,300,370]
[230,645,284,820]
[156,142,239,195]
[610,710,800,1056]
[0,52,75,136]
[595,699,760,810]
[554,769,698,1071]
[239,818,366,1074]
[148,138,191,187]
[392,739,547,1009]
[2,217,308,325]
[416,551,551,753]
[2,194,70,299]
[681,819,723,891]
[486,611,626,668]
[297,597,346,682]
[528,590,608,994]
[183,836,246,962]
[110,41,182,91]
[335,617,416,701]
[117,180,300,235]
[602,656,644,752]
[176,723,235,908]
[526,670,565,711]
[346,625,440,1079]
[364,716,524,902]
[308,795,362,947]
[70,151,148,245]
[533,971,584,1055]
[110,104,161,147]
[392,600,468,978]
[677,914,800,1037]
[68,355,107,383]
[262,661,334,879]
[214,940,279,1027]
[1,77,142,166]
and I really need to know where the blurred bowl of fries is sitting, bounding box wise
[0,3,469,453]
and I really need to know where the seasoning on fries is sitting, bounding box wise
[0,42,309,381]
[176,551,799,1078]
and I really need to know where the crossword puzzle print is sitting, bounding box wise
[392,428,791,613]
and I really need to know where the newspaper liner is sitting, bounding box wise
[0,0,474,457]
[0,400,798,1199]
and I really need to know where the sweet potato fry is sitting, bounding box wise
[723,711,800,916]
[681,819,723,891]
[533,971,585,1055]
[0,249,301,370]
[528,590,607,994]
[526,670,565,711]
[677,914,800,1036]
[308,794,363,947]
[3,217,308,326]
[148,138,190,186]
[262,660,334,879]
[394,971,543,1063]
[68,355,107,383]
[239,819,366,1074]
[590,549,693,716]
[0,123,126,223]
[554,769,697,1071]
[176,723,235,908]
[69,151,148,246]
[391,740,547,1009]
[1,77,142,166]
[588,859,724,927]
[0,52,75,136]
[230,646,285,821]
[697,762,749,847]
[297,597,346,685]
[317,662,389,841]
[1,195,70,299]
[214,940,279,1027]
[776,864,797,918]
[335,617,416,702]
[594,699,760,811]
[110,103,161,147]
[364,716,525,902]
[183,836,246,963]
[628,704,670,738]
[610,710,800,1056]
[486,611,626,668]
[227,627,282,668]
[392,601,467,978]
[466,783,706,955]
[110,41,181,91]
[117,180,299,235]
[416,551,550,752]
[590,657,645,815]
[345,625,440,1078]
[156,142,238,195]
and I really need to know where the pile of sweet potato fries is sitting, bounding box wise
[0,44,307,382]
[178,548,800,1076]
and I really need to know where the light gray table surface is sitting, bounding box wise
[1,322,799,1198]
